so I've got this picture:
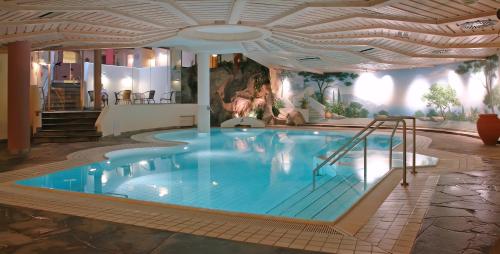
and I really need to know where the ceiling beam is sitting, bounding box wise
[273,31,500,50]
[150,0,199,26]
[275,27,500,42]
[264,0,415,27]
[0,3,169,29]
[102,8,166,29]
[289,25,500,38]
[294,11,498,31]
[227,0,246,24]
[271,33,486,60]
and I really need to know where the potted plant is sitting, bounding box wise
[324,102,333,119]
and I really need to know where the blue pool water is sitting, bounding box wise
[17,128,400,221]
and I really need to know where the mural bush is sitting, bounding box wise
[274,98,285,109]
[426,109,439,117]
[344,102,369,118]
[414,110,425,118]
[422,84,460,119]
[374,110,389,117]
[325,101,345,116]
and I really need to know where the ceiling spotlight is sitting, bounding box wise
[458,19,498,30]
[431,49,450,55]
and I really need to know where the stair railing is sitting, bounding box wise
[312,116,417,190]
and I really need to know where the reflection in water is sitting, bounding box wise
[18,128,400,221]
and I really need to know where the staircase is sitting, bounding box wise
[33,111,102,144]
[306,97,325,123]
[266,169,364,221]
[48,81,81,111]
[308,108,324,123]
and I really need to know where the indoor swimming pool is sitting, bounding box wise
[17,128,401,221]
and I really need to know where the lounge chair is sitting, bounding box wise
[160,91,175,103]
[115,90,132,105]
[88,90,109,107]
[144,90,155,104]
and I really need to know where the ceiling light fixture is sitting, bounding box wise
[458,19,498,30]
[431,49,450,55]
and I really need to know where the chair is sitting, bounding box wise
[88,90,109,107]
[132,92,144,104]
[144,90,155,104]
[160,91,176,103]
[114,90,132,105]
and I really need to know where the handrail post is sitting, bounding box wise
[401,120,408,186]
[313,171,316,190]
[389,120,400,170]
[412,117,417,174]
[363,136,367,190]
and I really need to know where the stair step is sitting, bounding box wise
[41,123,96,130]
[266,175,334,215]
[279,173,357,218]
[295,175,359,219]
[268,171,360,220]
[312,188,361,221]
[35,129,100,137]
[42,117,97,124]
[32,136,100,144]
[42,111,101,118]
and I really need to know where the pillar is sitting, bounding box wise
[93,49,102,110]
[7,41,31,155]
[197,52,210,133]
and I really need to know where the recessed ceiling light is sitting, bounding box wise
[296,56,321,62]
[463,0,478,4]
[431,49,450,54]
[458,19,498,30]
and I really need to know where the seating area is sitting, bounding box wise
[87,90,176,106]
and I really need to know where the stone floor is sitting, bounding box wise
[0,128,499,254]
[410,132,500,254]
[412,170,500,254]
[0,204,318,254]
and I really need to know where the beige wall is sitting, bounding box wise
[0,53,7,140]
[96,104,198,136]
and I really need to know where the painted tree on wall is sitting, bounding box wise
[298,72,359,104]
[422,84,460,119]
[278,69,294,98]
[455,54,498,113]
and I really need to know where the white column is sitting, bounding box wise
[197,52,210,133]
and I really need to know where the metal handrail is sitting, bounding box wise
[312,116,417,190]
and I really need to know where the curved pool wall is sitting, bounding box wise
[17,128,401,221]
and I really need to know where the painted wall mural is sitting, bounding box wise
[276,55,500,132]
[181,53,499,133]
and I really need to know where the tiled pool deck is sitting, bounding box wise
[0,127,498,254]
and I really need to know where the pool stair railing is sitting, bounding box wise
[312,116,417,190]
